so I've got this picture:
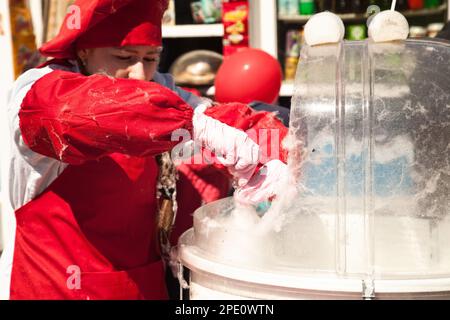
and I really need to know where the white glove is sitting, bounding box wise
[234,159,289,206]
[193,105,260,187]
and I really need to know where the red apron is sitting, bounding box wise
[10,153,168,300]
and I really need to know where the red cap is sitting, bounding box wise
[40,0,168,59]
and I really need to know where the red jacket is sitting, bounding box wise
[2,60,287,300]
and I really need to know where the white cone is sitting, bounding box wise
[304,12,345,46]
[368,10,409,43]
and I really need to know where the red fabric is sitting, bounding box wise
[11,64,288,299]
[170,164,231,246]
[19,70,193,165]
[39,0,168,59]
[10,154,167,300]
[180,87,202,97]
[11,66,198,299]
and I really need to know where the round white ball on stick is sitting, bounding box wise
[368,10,409,43]
[304,12,345,46]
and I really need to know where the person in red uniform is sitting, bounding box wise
[0,0,288,300]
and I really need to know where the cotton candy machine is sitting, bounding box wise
[177,39,450,299]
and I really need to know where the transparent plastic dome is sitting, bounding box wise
[284,39,450,278]
[179,39,450,298]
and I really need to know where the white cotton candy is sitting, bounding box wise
[368,10,409,43]
[304,12,345,46]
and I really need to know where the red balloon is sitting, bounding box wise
[214,48,283,104]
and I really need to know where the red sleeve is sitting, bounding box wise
[204,102,289,164]
[19,70,194,165]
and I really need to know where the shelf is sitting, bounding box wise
[209,81,410,98]
[205,82,294,98]
[280,81,294,97]
[278,3,448,24]
[279,12,360,23]
[162,24,224,38]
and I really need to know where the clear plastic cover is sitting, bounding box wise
[188,39,450,281]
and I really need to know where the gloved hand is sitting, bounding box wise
[193,104,260,187]
[234,159,289,206]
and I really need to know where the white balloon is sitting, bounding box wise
[368,10,409,43]
[304,12,345,46]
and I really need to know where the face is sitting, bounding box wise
[77,45,162,81]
